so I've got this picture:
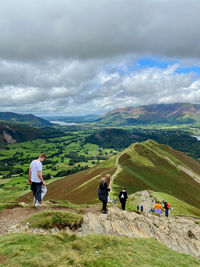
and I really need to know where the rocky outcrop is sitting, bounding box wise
[78,206,200,258]
[2,130,16,144]
[3,204,200,258]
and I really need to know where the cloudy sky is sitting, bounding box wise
[1,0,200,116]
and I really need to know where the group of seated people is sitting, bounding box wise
[149,201,170,217]
[137,201,170,217]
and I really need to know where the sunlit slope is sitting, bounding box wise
[20,140,200,207]
[113,140,200,208]
[19,157,117,204]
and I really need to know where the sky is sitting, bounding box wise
[1,0,200,116]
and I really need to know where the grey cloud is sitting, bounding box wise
[0,0,200,61]
[1,0,200,115]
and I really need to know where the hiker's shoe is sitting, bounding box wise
[33,197,36,205]
[35,201,41,207]
[102,210,107,214]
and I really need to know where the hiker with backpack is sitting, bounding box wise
[163,200,170,217]
[97,174,111,214]
[118,188,128,210]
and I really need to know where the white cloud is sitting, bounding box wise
[0,0,200,115]
[1,60,200,115]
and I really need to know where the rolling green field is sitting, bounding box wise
[0,130,117,202]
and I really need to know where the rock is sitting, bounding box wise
[188,230,197,240]
[78,206,200,258]
[50,227,59,234]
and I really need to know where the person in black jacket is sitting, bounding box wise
[118,188,128,210]
[98,174,111,214]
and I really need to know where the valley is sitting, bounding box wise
[1,104,200,266]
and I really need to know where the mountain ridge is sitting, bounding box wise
[19,140,200,209]
[97,103,200,125]
[0,111,52,127]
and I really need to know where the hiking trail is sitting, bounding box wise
[110,143,137,191]
[131,190,155,213]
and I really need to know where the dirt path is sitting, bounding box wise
[0,203,102,236]
[0,206,73,236]
[137,190,155,212]
[110,143,137,192]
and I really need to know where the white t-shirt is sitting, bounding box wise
[30,159,42,183]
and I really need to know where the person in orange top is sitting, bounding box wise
[153,201,163,215]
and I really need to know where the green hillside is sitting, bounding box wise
[112,140,200,209]
[0,112,52,127]
[19,140,200,211]
[18,156,117,204]
[0,122,64,148]
[86,127,200,161]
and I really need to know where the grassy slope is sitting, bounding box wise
[18,156,117,204]
[0,233,199,267]
[18,139,200,208]
[113,140,200,209]
[152,191,200,217]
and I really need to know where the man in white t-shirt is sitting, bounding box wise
[29,153,46,207]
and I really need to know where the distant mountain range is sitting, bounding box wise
[96,103,200,125]
[0,112,52,127]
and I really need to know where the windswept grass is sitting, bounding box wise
[0,233,199,267]
[26,211,83,230]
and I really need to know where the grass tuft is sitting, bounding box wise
[26,211,83,230]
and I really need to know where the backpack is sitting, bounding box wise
[97,187,102,198]
[167,202,170,209]
[97,183,107,201]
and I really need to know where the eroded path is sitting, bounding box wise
[110,143,137,191]
[0,203,101,236]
